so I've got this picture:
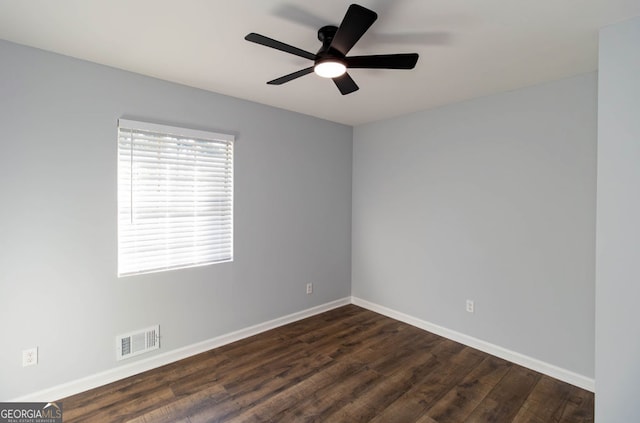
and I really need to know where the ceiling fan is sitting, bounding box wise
[245,3,419,95]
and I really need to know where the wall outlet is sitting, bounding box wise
[306,283,313,294]
[466,300,475,313]
[23,347,38,367]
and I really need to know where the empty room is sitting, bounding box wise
[1,1,639,422]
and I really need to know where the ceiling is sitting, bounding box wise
[0,1,638,126]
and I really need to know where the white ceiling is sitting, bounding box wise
[1,0,639,125]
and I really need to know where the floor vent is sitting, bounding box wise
[116,325,160,361]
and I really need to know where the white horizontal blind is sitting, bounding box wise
[117,119,234,276]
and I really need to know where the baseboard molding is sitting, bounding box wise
[11,297,351,402]
[13,295,593,401]
[351,296,594,392]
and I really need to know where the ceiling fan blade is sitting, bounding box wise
[346,53,419,69]
[330,4,378,56]
[245,33,316,61]
[267,67,315,85]
[333,73,359,95]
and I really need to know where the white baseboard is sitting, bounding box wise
[11,297,351,402]
[13,295,593,401]
[351,296,594,392]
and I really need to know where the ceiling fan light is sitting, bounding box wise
[314,60,346,78]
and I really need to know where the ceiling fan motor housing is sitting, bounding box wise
[316,26,344,61]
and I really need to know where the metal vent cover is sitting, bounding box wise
[116,325,160,361]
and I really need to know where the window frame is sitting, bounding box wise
[117,118,234,277]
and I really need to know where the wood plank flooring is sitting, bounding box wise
[59,305,593,422]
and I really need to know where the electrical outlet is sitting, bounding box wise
[466,300,474,313]
[23,347,38,367]
[306,283,313,294]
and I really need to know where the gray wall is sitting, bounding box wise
[0,40,352,400]
[352,73,597,378]
[596,16,640,422]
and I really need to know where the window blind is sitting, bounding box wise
[117,119,234,276]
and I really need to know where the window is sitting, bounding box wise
[117,119,234,276]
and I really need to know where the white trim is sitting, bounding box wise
[12,295,594,401]
[351,296,595,392]
[11,297,350,402]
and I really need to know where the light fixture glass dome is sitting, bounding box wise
[314,60,347,78]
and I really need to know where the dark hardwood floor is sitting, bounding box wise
[60,305,593,422]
